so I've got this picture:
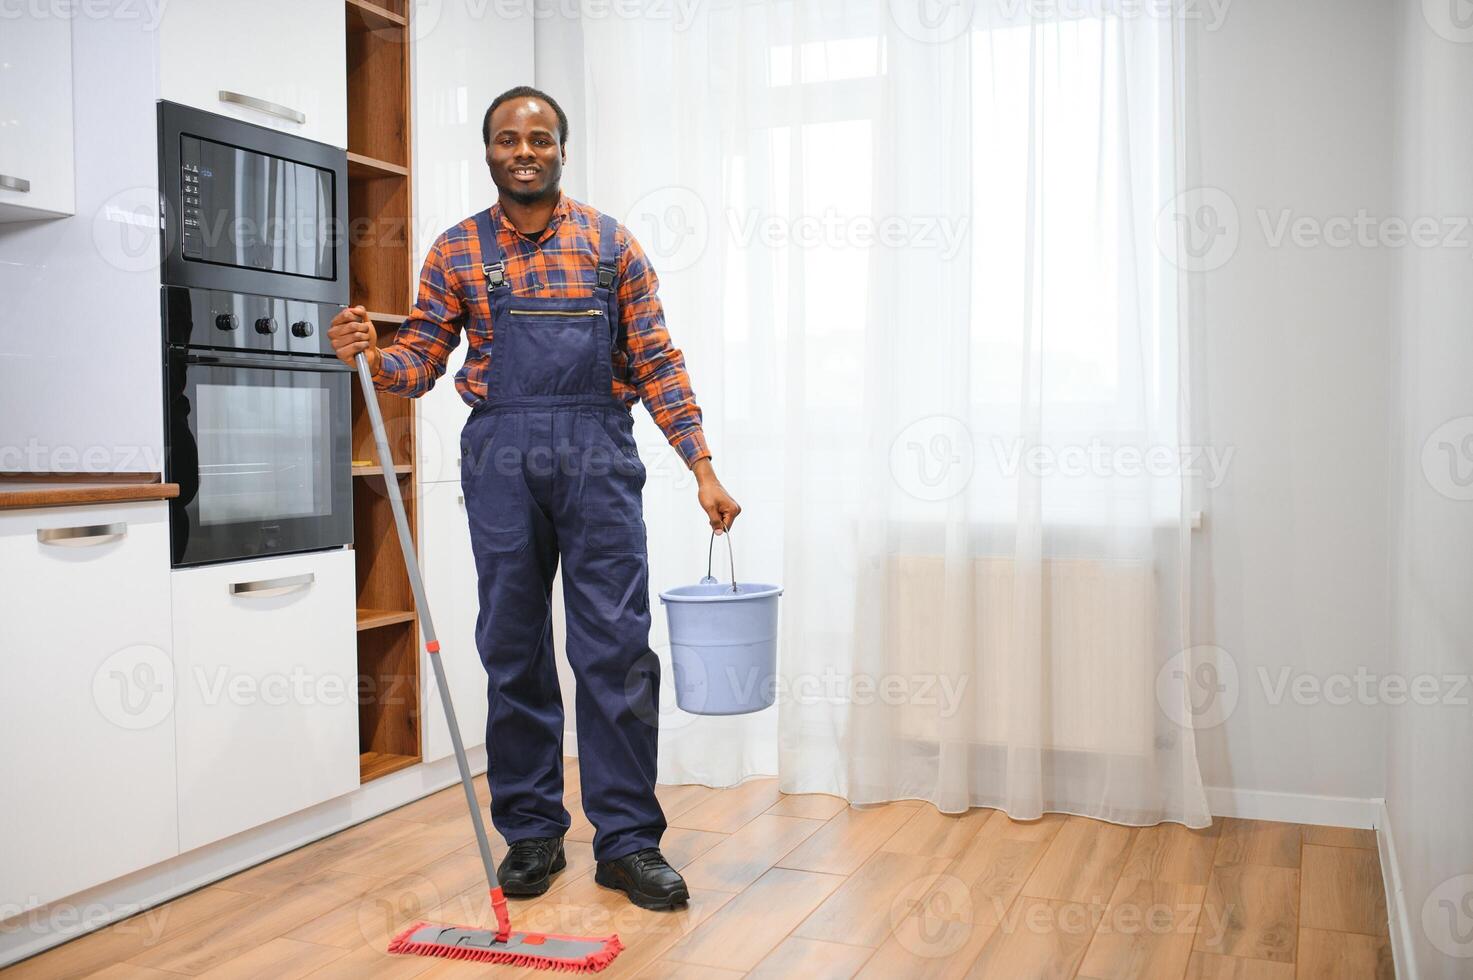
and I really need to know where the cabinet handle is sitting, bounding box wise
[229,571,315,599]
[218,90,306,125]
[0,174,30,193]
[36,522,127,547]
[456,494,464,505]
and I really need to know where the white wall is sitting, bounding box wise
[1187,0,1396,812]
[1385,3,1473,977]
[0,15,163,475]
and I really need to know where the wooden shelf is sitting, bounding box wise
[363,310,409,327]
[347,0,421,780]
[360,751,420,783]
[351,461,412,477]
[357,607,416,632]
[347,151,409,180]
[346,13,409,168]
[344,0,406,33]
[348,175,411,312]
[356,617,419,782]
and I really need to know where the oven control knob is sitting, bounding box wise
[215,313,239,331]
[254,317,277,335]
[291,320,315,338]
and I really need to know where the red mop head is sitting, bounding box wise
[388,922,624,972]
[387,881,624,977]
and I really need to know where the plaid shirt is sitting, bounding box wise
[370,193,710,467]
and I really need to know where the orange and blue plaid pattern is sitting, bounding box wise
[370,193,711,467]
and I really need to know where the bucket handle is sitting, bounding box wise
[701,520,740,593]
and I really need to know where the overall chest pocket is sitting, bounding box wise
[496,306,607,397]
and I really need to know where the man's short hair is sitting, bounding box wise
[483,86,570,147]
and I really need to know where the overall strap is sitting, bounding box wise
[595,212,619,289]
[473,207,507,290]
[594,212,626,364]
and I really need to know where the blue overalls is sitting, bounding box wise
[459,207,665,863]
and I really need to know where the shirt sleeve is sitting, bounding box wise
[617,228,711,468]
[369,233,463,397]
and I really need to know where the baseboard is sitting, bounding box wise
[0,747,488,970]
[1204,785,1383,829]
[1378,799,1416,980]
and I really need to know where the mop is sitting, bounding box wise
[354,353,624,972]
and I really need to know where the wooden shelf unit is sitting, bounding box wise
[359,751,420,782]
[345,0,406,33]
[351,461,413,477]
[364,309,409,328]
[345,0,420,783]
[356,607,417,632]
[347,151,409,180]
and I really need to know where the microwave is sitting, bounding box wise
[156,100,348,304]
[158,101,354,568]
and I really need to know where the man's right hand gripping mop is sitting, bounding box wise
[355,353,624,973]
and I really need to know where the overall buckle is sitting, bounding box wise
[483,261,507,288]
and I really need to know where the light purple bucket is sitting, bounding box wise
[658,529,782,715]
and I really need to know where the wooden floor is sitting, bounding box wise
[2,760,1394,979]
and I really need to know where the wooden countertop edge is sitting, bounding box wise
[0,473,180,510]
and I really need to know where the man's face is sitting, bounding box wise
[485,98,565,205]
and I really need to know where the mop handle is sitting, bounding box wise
[354,352,511,941]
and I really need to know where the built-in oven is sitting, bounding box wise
[158,101,353,567]
[164,287,353,567]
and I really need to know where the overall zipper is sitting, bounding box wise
[509,308,605,317]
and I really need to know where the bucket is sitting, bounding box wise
[658,526,783,715]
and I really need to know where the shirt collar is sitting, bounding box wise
[492,191,571,244]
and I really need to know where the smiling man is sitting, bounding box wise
[327,86,739,911]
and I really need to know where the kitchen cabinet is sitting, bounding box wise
[155,0,348,149]
[0,503,177,912]
[0,13,75,221]
[420,488,487,762]
[172,548,359,851]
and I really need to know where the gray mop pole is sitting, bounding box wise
[354,352,511,939]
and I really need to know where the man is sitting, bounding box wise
[328,86,739,911]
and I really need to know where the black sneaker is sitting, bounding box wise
[497,835,566,896]
[594,847,690,910]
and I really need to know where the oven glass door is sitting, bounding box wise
[167,349,352,567]
[179,134,337,280]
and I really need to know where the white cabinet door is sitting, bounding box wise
[156,0,347,149]
[0,503,177,912]
[172,549,358,852]
[421,490,486,762]
[0,13,75,221]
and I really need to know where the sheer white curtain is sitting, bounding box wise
[564,0,1210,826]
